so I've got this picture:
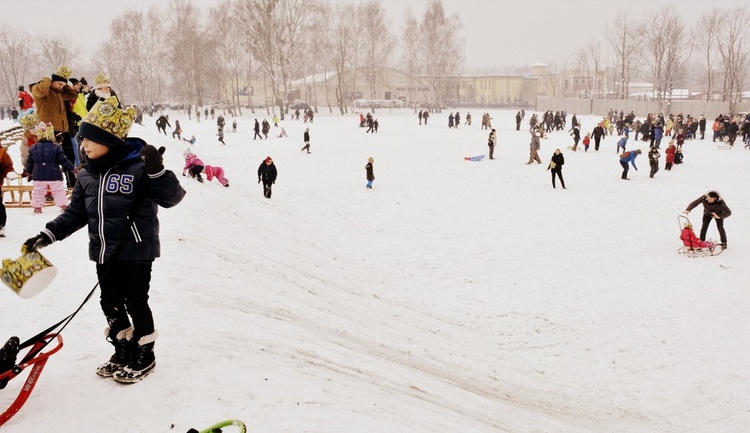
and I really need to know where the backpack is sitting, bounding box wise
[620,151,631,159]
[674,151,684,164]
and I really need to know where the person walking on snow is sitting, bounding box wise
[527,127,542,164]
[547,148,565,189]
[365,157,375,188]
[301,128,311,153]
[257,156,277,198]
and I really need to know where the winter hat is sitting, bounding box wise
[80,77,88,86]
[19,112,38,131]
[69,78,79,86]
[35,122,56,142]
[51,65,72,83]
[78,97,136,147]
[92,72,111,90]
[17,85,24,91]
[265,156,272,163]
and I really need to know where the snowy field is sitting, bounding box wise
[1,107,749,433]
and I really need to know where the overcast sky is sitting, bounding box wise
[4,0,750,70]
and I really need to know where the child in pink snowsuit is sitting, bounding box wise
[204,165,229,187]
[182,150,205,182]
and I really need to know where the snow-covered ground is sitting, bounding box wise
[1,107,748,433]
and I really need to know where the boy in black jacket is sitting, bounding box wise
[22,97,186,383]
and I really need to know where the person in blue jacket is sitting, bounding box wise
[619,149,642,180]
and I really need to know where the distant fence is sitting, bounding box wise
[536,97,750,120]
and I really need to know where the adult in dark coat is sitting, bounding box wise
[253,119,262,140]
[547,148,565,188]
[684,191,731,248]
[155,115,170,135]
[591,123,606,151]
[257,156,277,199]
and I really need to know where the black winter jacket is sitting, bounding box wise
[258,161,277,184]
[43,138,186,264]
[686,195,732,219]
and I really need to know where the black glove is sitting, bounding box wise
[258,178,261,183]
[22,232,53,254]
[140,145,166,174]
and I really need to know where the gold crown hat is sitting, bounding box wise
[78,97,136,147]
[93,72,111,89]
[19,112,38,131]
[35,122,56,142]
[51,65,72,83]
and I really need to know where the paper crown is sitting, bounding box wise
[51,65,72,82]
[93,72,111,88]
[19,112,38,131]
[36,122,56,142]
[78,97,136,147]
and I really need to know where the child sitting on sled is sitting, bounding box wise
[680,222,716,249]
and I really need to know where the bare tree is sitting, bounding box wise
[165,0,216,107]
[418,0,463,112]
[605,12,641,99]
[716,6,750,112]
[358,0,395,108]
[211,0,247,114]
[329,3,358,114]
[0,25,34,105]
[98,7,167,105]
[235,0,317,113]
[696,8,721,102]
[574,46,591,97]
[400,8,422,111]
[36,34,79,74]
[641,8,691,105]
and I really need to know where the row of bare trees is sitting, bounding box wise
[3,3,748,114]
[0,0,462,115]
[570,6,750,112]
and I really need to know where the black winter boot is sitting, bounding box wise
[96,327,134,378]
[113,331,158,384]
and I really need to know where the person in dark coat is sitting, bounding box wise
[592,122,606,151]
[22,97,186,383]
[25,123,76,212]
[257,156,277,198]
[684,191,731,248]
[648,146,660,178]
[253,119,262,140]
[448,112,454,128]
[547,148,565,189]
[301,128,311,153]
[515,111,522,131]
[155,115,170,135]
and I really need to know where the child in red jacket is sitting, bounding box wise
[664,142,676,171]
[583,133,591,152]
[680,222,715,249]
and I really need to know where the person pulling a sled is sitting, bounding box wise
[21,97,186,384]
[684,190,731,249]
